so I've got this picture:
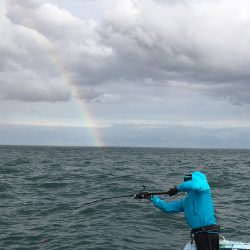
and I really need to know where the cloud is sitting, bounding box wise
[97,0,250,105]
[1,0,250,105]
[10,0,46,8]
[207,83,250,105]
[1,0,111,102]
[0,73,71,102]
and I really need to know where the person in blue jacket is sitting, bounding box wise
[144,171,220,250]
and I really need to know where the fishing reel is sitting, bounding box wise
[133,185,151,200]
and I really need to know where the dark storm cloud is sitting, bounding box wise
[1,0,250,104]
[97,0,250,104]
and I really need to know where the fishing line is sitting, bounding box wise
[69,194,134,215]
[67,186,172,216]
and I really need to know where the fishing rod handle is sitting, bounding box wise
[133,191,170,200]
[150,191,170,196]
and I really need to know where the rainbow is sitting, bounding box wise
[37,33,105,147]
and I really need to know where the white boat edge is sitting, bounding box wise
[183,236,250,250]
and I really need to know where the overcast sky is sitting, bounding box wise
[1,0,250,148]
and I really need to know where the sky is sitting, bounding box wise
[1,0,250,148]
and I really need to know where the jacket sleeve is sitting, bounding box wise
[177,180,209,192]
[151,196,184,213]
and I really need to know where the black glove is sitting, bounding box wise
[167,186,178,196]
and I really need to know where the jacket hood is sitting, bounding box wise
[191,171,208,183]
[177,171,210,193]
[189,171,210,191]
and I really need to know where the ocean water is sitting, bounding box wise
[1,146,250,250]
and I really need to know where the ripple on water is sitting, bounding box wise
[0,146,249,250]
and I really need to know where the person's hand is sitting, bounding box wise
[167,186,178,196]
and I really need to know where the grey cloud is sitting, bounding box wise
[7,1,96,41]
[0,74,71,102]
[96,0,250,103]
[207,83,250,105]
[1,0,109,102]
[2,0,250,105]
[10,0,46,9]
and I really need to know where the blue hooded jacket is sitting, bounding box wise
[151,171,216,229]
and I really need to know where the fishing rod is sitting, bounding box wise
[133,185,171,200]
[68,186,171,216]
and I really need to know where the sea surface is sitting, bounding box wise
[1,146,250,250]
